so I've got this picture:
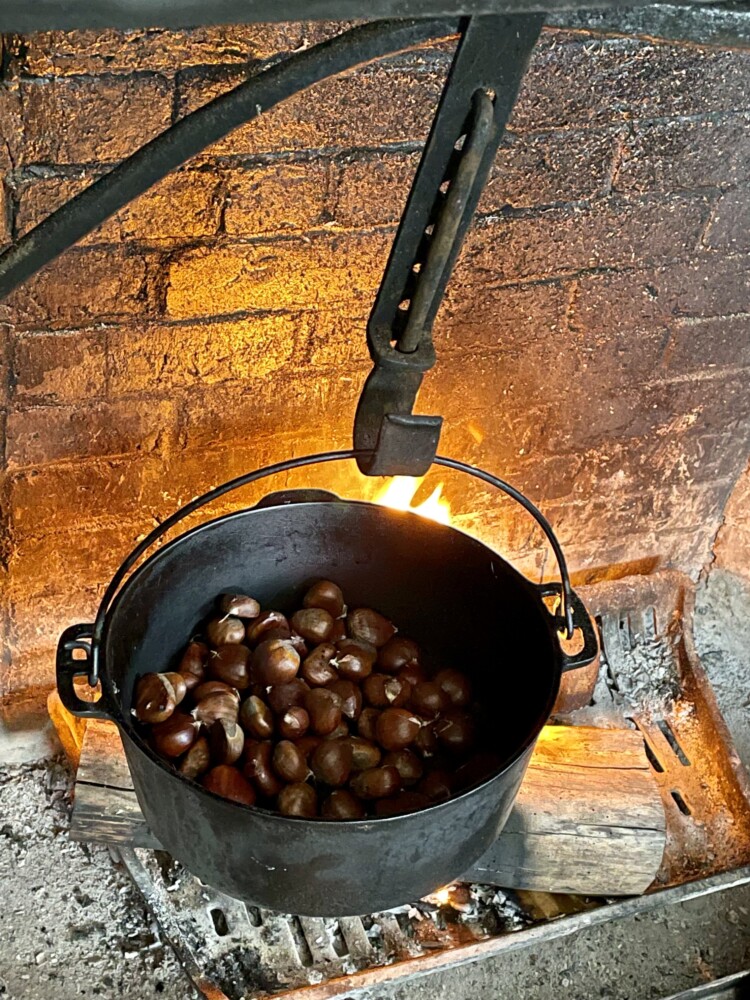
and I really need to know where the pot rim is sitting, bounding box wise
[102,497,563,825]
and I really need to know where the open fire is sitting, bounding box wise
[374,478,452,525]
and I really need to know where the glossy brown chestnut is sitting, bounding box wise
[295,735,323,760]
[375,791,431,816]
[363,673,411,709]
[324,721,350,741]
[134,673,176,724]
[304,688,343,736]
[347,608,396,648]
[410,681,448,719]
[273,740,309,783]
[178,640,209,690]
[209,644,251,690]
[357,707,381,742]
[202,765,256,806]
[303,580,345,619]
[397,663,427,688]
[277,782,317,818]
[383,749,423,786]
[418,769,453,802]
[321,789,365,820]
[207,615,246,646]
[246,610,289,646]
[152,713,198,758]
[239,695,275,740]
[414,721,439,758]
[191,683,240,726]
[267,678,309,714]
[163,672,188,705]
[242,741,283,798]
[335,639,376,681]
[209,718,245,765]
[349,736,382,771]
[434,668,472,708]
[301,644,338,687]
[252,638,301,686]
[377,636,421,674]
[291,608,334,645]
[326,679,362,721]
[375,708,421,751]
[218,594,261,619]
[350,765,401,800]
[278,706,310,741]
[436,709,476,753]
[311,739,353,787]
[177,736,211,780]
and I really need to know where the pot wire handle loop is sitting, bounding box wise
[90,448,574,686]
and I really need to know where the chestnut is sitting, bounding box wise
[277,782,317,818]
[278,706,310,741]
[357,707,381,742]
[350,765,401,800]
[329,619,347,643]
[347,608,396,648]
[375,791,431,816]
[296,734,323,760]
[398,663,427,688]
[209,644,251,690]
[207,615,246,646]
[203,765,256,806]
[349,736,382,771]
[322,789,365,820]
[239,695,275,740]
[434,668,472,708]
[304,688,343,736]
[163,672,188,705]
[383,749,423,786]
[301,644,338,687]
[435,709,476,754]
[414,721,439,758]
[273,740,309,783]
[218,594,260,619]
[178,736,211,780]
[377,636,421,674]
[152,713,198,758]
[363,673,410,709]
[134,673,177,724]
[311,739,353,787]
[179,640,209,690]
[410,681,448,719]
[267,678,309,714]
[252,638,300,686]
[209,718,245,765]
[375,708,421,751]
[335,639,376,681]
[324,721,351,741]
[291,608,334,645]
[191,682,240,726]
[418,769,453,802]
[242,741,283,798]
[303,579,345,619]
[246,610,289,646]
[326,679,362,721]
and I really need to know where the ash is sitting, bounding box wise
[0,758,188,1000]
[604,610,682,713]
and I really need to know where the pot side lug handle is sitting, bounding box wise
[56,623,112,719]
[251,488,341,510]
[537,583,600,673]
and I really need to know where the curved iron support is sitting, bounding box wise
[0,17,458,301]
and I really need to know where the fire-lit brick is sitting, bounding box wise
[224,162,329,236]
[5,398,179,469]
[704,186,750,251]
[714,464,750,577]
[14,329,107,403]
[18,74,173,165]
[165,232,391,319]
[0,247,151,330]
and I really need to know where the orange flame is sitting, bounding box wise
[373,477,451,525]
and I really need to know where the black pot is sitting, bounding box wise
[57,451,597,916]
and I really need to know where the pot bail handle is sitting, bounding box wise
[89,448,583,686]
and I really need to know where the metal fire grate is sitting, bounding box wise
[115,571,750,1000]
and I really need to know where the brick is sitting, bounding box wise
[15,23,347,77]
[0,324,11,409]
[0,247,150,330]
[616,114,750,195]
[107,313,305,395]
[457,192,708,286]
[16,169,223,243]
[14,329,107,403]
[294,305,372,370]
[332,153,418,229]
[19,74,172,165]
[0,83,24,171]
[5,398,178,469]
[664,315,750,373]
[513,33,750,133]
[177,63,445,157]
[0,182,11,246]
[575,254,750,339]
[224,161,329,236]
[165,231,391,320]
[714,464,750,576]
[704,186,750,251]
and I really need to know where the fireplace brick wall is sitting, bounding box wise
[0,24,749,697]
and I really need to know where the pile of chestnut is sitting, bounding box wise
[133,580,498,819]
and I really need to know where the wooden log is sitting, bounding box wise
[71,722,666,896]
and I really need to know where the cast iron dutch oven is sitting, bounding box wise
[57,450,597,916]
